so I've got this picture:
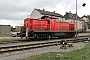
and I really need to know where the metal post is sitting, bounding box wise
[26,15,28,39]
[75,0,78,39]
[0,25,1,34]
[0,20,1,33]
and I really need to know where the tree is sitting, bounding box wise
[11,26,16,32]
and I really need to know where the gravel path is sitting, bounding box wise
[0,42,88,60]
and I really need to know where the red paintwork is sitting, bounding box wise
[24,18,49,30]
[23,18,76,31]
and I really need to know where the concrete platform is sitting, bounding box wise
[0,37,26,43]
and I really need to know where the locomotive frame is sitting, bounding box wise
[20,30,76,40]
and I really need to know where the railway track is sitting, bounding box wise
[0,37,89,57]
[0,35,89,44]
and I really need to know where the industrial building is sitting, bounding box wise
[0,25,11,34]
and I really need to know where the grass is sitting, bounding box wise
[0,33,11,37]
[18,42,90,60]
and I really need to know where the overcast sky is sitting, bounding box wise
[0,0,90,27]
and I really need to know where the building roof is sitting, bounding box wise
[0,25,10,26]
[35,8,64,17]
[64,12,81,20]
[82,15,88,18]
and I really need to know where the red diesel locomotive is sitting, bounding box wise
[20,17,76,40]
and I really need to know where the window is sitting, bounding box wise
[52,18,58,22]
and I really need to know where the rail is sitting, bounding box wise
[0,37,89,57]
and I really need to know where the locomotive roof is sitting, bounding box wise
[35,8,64,18]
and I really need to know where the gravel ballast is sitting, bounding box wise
[0,42,88,60]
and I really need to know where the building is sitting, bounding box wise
[64,11,82,20]
[0,25,11,34]
[30,8,65,21]
[82,15,89,30]
[64,11,86,32]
